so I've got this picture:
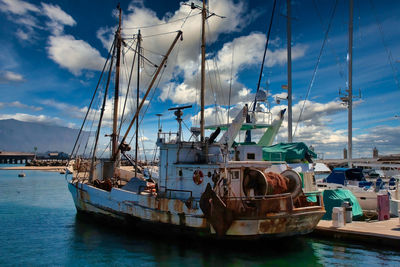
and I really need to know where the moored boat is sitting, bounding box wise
[66,2,325,239]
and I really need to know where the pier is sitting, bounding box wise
[314,218,400,247]
[0,151,35,164]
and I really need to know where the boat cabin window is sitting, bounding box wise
[231,170,240,180]
[247,153,255,160]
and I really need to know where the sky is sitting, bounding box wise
[0,0,399,159]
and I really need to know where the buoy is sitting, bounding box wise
[193,170,204,185]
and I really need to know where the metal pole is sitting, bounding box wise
[112,5,122,162]
[348,0,353,166]
[135,30,141,178]
[200,0,206,143]
[287,0,292,143]
[118,31,183,150]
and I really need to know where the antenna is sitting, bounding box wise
[168,105,192,142]
[183,1,224,143]
[156,114,163,132]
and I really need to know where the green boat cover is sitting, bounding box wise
[322,189,363,220]
[262,142,317,162]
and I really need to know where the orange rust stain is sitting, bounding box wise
[259,218,288,234]
[159,199,169,211]
[173,200,184,213]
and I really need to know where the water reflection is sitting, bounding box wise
[68,214,323,266]
[1,169,399,266]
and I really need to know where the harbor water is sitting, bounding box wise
[0,166,399,266]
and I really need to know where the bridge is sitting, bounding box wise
[0,151,35,164]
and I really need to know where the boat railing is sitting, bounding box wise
[157,132,178,143]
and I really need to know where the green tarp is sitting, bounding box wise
[262,142,317,162]
[322,189,363,220]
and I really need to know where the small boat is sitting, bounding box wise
[317,168,389,211]
[18,172,26,177]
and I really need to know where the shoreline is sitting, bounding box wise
[0,166,66,172]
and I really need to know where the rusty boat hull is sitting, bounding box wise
[68,179,325,239]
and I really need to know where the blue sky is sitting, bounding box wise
[0,0,399,159]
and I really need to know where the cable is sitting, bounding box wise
[136,30,181,39]
[312,0,345,81]
[227,44,234,124]
[369,0,400,91]
[69,41,115,161]
[118,39,138,137]
[122,12,201,30]
[293,0,338,138]
[252,0,277,112]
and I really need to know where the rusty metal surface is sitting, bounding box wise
[258,211,324,235]
[69,180,325,238]
[200,183,234,236]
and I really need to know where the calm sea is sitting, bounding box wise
[0,165,399,266]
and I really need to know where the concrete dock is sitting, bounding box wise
[314,218,400,247]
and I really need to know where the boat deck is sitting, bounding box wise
[314,218,400,247]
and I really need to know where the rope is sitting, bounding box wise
[227,44,234,124]
[312,0,345,81]
[127,59,168,146]
[212,55,224,124]
[123,30,181,39]
[252,0,277,112]
[368,0,400,91]
[293,0,338,138]
[68,41,115,162]
[180,9,193,29]
[122,12,201,30]
[118,39,138,137]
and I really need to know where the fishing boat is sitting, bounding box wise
[66,2,325,239]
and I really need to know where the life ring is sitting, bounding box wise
[193,170,204,185]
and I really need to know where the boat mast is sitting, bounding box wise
[348,0,353,166]
[112,4,122,162]
[287,0,293,143]
[200,0,206,143]
[118,31,183,152]
[135,30,141,178]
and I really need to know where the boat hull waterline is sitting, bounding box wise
[68,180,325,239]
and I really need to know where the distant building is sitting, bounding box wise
[373,147,379,158]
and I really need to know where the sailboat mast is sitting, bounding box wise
[112,5,122,162]
[200,0,206,142]
[135,30,141,178]
[348,0,353,165]
[287,0,293,143]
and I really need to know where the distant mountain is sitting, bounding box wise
[0,119,80,153]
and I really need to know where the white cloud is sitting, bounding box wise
[159,82,198,104]
[0,0,39,15]
[47,35,106,75]
[15,29,30,40]
[0,113,63,125]
[41,3,76,35]
[0,1,101,75]
[156,30,306,106]
[93,0,274,108]
[0,70,25,83]
[41,99,87,118]
[139,136,151,142]
[41,3,75,26]
[0,101,42,111]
